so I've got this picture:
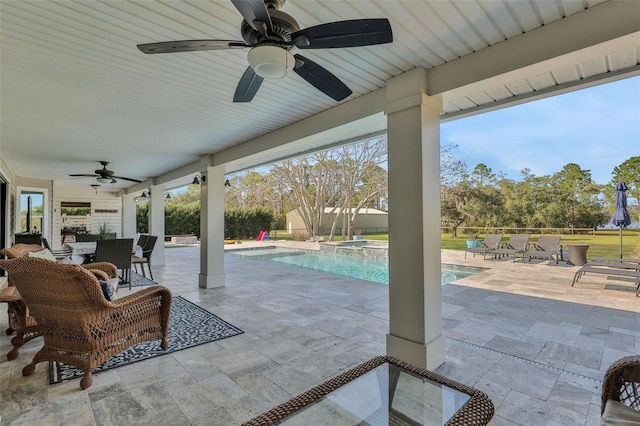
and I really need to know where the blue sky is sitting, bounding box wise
[441,75,640,185]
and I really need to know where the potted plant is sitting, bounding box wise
[353,228,363,240]
[96,222,114,240]
[465,231,480,248]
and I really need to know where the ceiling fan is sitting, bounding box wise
[136,0,392,102]
[69,161,142,184]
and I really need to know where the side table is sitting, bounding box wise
[567,244,590,266]
[243,356,494,426]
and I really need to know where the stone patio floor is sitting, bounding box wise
[1,242,638,425]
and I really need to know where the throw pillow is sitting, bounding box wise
[98,280,115,301]
[27,248,58,262]
[57,256,76,265]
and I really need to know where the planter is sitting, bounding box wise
[353,235,364,240]
[466,240,481,248]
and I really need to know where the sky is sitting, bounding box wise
[440,75,640,185]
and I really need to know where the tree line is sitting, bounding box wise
[137,138,638,240]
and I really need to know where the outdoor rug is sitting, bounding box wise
[123,271,157,288]
[49,296,244,384]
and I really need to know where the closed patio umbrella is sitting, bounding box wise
[610,181,631,258]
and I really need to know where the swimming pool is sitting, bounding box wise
[230,248,486,285]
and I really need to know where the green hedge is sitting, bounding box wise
[136,204,274,239]
[224,207,274,239]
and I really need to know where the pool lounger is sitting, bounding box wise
[571,264,640,295]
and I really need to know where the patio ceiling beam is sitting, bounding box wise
[211,88,387,173]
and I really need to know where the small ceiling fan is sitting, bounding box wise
[136,0,392,102]
[69,161,142,184]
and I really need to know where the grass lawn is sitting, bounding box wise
[270,230,640,258]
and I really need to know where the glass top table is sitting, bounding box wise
[243,356,494,426]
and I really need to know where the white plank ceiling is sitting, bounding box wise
[1,0,638,190]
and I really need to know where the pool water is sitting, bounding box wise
[231,248,486,285]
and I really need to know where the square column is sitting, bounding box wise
[199,166,225,288]
[148,184,166,266]
[385,68,444,370]
[121,193,136,239]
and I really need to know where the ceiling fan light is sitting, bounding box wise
[247,45,294,79]
[97,177,112,184]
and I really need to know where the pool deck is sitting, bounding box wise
[229,240,639,313]
[1,242,638,425]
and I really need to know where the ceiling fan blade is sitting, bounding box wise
[137,40,247,54]
[293,55,352,101]
[233,66,264,102]
[292,19,392,49]
[113,176,142,183]
[231,0,273,35]
[69,174,98,178]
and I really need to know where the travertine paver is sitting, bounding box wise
[1,244,638,425]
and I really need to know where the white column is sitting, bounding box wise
[148,184,165,266]
[385,68,444,370]
[199,166,225,288]
[121,193,136,239]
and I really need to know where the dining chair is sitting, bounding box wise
[137,234,149,250]
[132,235,157,280]
[75,234,100,242]
[13,233,42,245]
[93,238,134,289]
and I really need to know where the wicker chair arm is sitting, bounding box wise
[601,355,640,414]
[87,269,109,282]
[110,285,172,307]
[84,262,118,278]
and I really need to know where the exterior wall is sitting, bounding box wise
[286,208,388,234]
[53,187,122,249]
[0,152,16,251]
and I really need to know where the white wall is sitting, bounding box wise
[53,187,122,249]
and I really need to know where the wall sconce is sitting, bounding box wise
[135,190,149,202]
[165,192,172,200]
[192,174,205,185]
[193,174,229,186]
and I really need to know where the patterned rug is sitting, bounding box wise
[49,296,243,384]
[124,271,157,288]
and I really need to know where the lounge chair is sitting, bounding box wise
[571,260,640,295]
[464,234,502,260]
[490,235,530,262]
[523,236,561,264]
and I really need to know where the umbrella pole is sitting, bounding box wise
[619,226,623,258]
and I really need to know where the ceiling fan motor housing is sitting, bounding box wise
[240,9,299,46]
[247,45,294,78]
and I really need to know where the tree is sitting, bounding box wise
[611,156,640,223]
[471,163,495,187]
[269,153,333,237]
[327,138,387,241]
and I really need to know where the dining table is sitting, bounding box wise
[64,241,142,265]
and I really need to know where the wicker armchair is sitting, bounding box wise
[0,257,172,389]
[0,244,119,361]
[602,356,640,419]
